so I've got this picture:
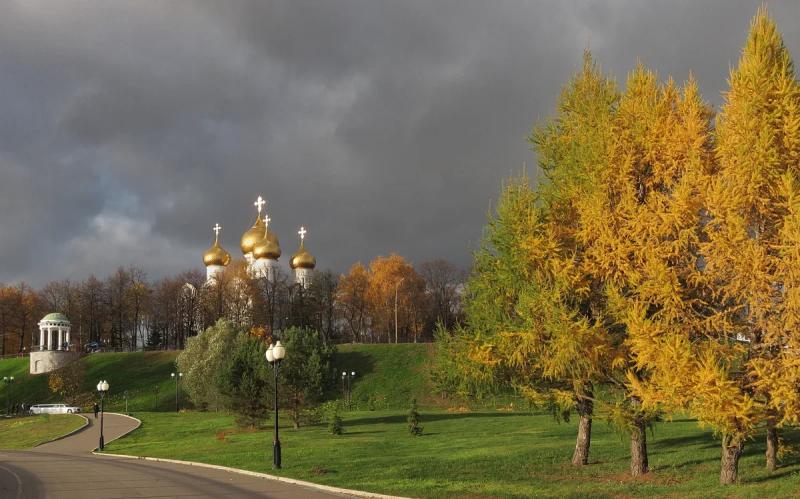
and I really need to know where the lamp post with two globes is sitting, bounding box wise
[96,380,109,450]
[266,341,286,469]
[341,371,356,409]
[3,376,14,415]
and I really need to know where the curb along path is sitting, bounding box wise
[96,413,408,499]
[1,412,409,498]
[33,413,88,448]
[97,452,410,499]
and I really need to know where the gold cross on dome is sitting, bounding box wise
[212,223,222,240]
[264,214,271,229]
[298,226,307,241]
[254,196,266,214]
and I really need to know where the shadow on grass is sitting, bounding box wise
[329,351,375,399]
[671,457,723,468]
[652,434,718,452]
[346,412,523,426]
[745,468,800,484]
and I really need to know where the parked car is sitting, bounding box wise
[29,404,81,415]
[84,341,105,353]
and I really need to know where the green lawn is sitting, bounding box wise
[104,409,800,498]
[6,347,800,497]
[0,414,85,449]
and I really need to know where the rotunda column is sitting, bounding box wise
[46,328,52,350]
[65,329,70,349]
[57,328,63,350]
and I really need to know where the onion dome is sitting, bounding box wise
[253,228,282,260]
[290,241,316,269]
[240,215,266,255]
[204,224,231,266]
[290,226,316,269]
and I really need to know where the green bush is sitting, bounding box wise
[279,327,337,428]
[178,319,240,410]
[321,400,344,435]
[215,336,273,428]
[408,398,423,436]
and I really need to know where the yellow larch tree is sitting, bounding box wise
[700,9,800,481]
[629,9,800,485]
[464,53,619,467]
[577,63,714,477]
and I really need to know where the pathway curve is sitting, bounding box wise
[0,413,350,498]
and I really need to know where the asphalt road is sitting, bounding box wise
[0,413,350,498]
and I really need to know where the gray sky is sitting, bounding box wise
[1,0,798,287]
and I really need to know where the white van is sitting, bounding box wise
[29,404,81,415]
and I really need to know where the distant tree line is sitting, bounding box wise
[0,255,463,354]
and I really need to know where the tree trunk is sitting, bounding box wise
[630,417,649,477]
[571,388,593,466]
[720,437,744,485]
[766,425,778,473]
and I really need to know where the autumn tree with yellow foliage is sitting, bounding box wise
[577,64,715,477]
[366,254,427,343]
[700,9,800,482]
[464,54,619,467]
[454,7,800,485]
[590,9,800,485]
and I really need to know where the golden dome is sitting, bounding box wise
[203,229,231,267]
[253,229,282,260]
[203,242,231,267]
[290,241,316,269]
[240,215,266,255]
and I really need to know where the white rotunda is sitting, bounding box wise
[30,313,79,374]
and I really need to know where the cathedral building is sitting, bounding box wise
[202,195,317,288]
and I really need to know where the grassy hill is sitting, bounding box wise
[0,343,438,413]
[0,351,181,413]
[334,343,435,409]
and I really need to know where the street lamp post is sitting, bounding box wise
[171,372,183,413]
[266,341,286,469]
[348,371,355,409]
[394,278,404,343]
[96,380,109,450]
[123,390,129,415]
[341,371,356,409]
[3,376,14,415]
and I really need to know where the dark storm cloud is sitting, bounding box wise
[0,0,798,286]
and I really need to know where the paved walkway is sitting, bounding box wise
[0,413,349,498]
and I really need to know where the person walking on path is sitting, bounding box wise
[93,403,99,419]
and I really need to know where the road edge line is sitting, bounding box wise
[90,412,142,452]
[93,413,409,498]
[94,450,408,498]
[34,413,89,447]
